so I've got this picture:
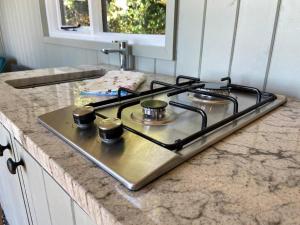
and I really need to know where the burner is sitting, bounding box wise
[131,99,176,125]
[191,82,230,104]
[141,100,168,120]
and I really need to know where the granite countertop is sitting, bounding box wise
[0,65,299,225]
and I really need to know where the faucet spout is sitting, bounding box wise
[101,49,124,54]
[101,40,131,70]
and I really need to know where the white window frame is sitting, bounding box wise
[41,0,176,60]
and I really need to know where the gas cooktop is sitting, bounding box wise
[38,76,286,190]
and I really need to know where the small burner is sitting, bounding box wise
[192,82,230,104]
[131,99,176,125]
[141,100,168,120]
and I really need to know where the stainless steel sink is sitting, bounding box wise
[5,69,106,89]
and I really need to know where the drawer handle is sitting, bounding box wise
[0,144,11,157]
[7,158,24,174]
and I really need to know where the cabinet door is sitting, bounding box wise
[14,140,52,225]
[0,124,30,225]
[14,141,97,225]
[73,203,97,225]
[43,172,75,225]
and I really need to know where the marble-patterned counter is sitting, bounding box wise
[0,65,299,225]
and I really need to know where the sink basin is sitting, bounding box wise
[5,69,106,89]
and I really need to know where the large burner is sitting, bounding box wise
[191,82,230,104]
[141,100,168,120]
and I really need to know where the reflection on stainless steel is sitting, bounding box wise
[38,78,287,191]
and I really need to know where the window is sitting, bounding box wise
[59,0,90,27]
[102,0,166,35]
[43,0,176,59]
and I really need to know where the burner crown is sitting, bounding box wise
[141,100,168,109]
[141,100,168,120]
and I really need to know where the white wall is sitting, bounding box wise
[0,0,300,98]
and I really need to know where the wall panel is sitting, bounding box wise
[0,34,4,56]
[200,0,238,81]
[266,0,300,97]
[230,0,279,89]
[135,57,155,73]
[176,0,205,77]
[156,59,176,76]
[0,0,46,68]
[0,0,300,97]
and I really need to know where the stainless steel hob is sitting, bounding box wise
[38,76,286,190]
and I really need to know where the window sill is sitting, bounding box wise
[43,34,174,60]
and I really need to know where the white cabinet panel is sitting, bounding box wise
[266,0,300,98]
[14,140,99,225]
[230,0,278,89]
[0,124,30,225]
[176,0,206,77]
[74,203,96,225]
[200,0,238,81]
[43,172,75,225]
[14,140,52,225]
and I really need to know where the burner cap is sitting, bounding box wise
[73,106,96,128]
[98,118,123,143]
[141,100,168,120]
[141,100,168,109]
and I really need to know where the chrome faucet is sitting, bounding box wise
[101,40,131,71]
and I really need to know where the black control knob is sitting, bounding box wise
[98,118,123,143]
[73,106,96,129]
[0,143,10,157]
[7,158,24,174]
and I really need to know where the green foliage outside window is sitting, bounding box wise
[60,0,90,26]
[105,0,166,35]
[60,0,166,35]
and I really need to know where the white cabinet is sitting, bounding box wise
[0,122,97,225]
[13,139,97,225]
[0,123,30,225]
[14,140,52,225]
[43,171,75,225]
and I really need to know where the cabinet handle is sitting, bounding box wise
[7,158,24,174]
[0,143,10,157]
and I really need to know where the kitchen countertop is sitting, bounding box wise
[0,65,299,225]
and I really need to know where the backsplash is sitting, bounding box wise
[0,0,299,98]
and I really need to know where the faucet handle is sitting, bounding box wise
[112,40,128,44]
[112,40,128,49]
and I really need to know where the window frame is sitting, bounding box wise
[41,0,177,60]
